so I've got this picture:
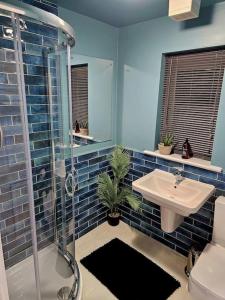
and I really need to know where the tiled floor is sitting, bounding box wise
[77,221,192,300]
[6,221,192,299]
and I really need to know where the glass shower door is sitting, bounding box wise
[0,11,40,300]
[0,9,79,300]
[46,43,78,299]
[17,18,78,300]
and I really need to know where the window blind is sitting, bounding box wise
[161,49,225,159]
[71,64,88,124]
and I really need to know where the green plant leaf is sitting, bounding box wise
[97,146,142,215]
[110,146,130,182]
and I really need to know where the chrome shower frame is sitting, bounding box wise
[0,0,75,46]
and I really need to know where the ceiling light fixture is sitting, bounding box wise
[169,0,201,21]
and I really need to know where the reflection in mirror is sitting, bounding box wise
[70,54,113,148]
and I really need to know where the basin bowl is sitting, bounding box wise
[132,169,215,232]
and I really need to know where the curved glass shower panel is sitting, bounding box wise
[19,19,77,299]
[0,5,79,299]
[46,44,79,299]
[0,10,38,300]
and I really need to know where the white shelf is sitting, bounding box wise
[73,131,94,140]
[144,150,222,173]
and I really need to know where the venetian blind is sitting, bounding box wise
[161,49,225,159]
[71,64,88,124]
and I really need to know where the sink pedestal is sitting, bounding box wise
[161,207,184,233]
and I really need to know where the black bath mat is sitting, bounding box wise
[80,238,180,300]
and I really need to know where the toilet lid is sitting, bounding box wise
[190,243,225,299]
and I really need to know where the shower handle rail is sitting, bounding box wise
[65,172,77,197]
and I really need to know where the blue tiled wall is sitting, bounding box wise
[121,149,225,256]
[0,0,59,268]
[68,147,113,240]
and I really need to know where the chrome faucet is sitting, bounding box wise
[172,167,184,186]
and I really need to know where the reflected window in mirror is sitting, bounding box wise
[70,55,113,149]
[71,64,94,147]
[71,63,88,134]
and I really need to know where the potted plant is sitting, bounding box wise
[97,146,141,226]
[79,120,88,136]
[158,133,174,155]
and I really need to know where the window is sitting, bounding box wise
[161,49,225,160]
[71,64,88,126]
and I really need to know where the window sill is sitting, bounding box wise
[143,150,222,173]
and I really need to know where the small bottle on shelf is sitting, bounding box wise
[182,138,193,159]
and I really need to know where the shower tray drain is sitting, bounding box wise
[57,287,72,300]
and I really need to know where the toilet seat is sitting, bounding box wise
[189,243,225,300]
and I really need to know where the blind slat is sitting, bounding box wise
[71,65,88,124]
[161,49,225,158]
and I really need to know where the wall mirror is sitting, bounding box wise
[70,54,113,148]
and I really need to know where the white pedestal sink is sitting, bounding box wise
[132,169,215,233]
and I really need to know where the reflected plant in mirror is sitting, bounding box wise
[79,120,89,136]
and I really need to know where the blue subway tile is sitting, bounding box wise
[133,152,156,162]
[31,105,48,114]
[32,123,50,132]
[77,164,98,176]
[26,21,58,39]
[75,161,89,170]
[89,167,107,179]
[133,164,153,174]
[29,85,47,95]
[27,65,47,76]
[0,106,20,116]
[28,114,49,123]
[131,157,145,165]
[21,31,42,45]
[23,54,47,66]
[98,147,114,156]
[0,73,8,84]
[156,157,183,168]
[0,95,10,105]
[0,84,18,95]
[217,172,225,182]
[0,38,14,50]
[78,152,98,162]
[182,171,199,180]
[25,75,46,86]
[89,155,107,166]
[43,36,58,47]
[184,165,217,179]
[154,163,168,172]
[199,176,225,191]
[0,116,12,126]
[99,160,110,169]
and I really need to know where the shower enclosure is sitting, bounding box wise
[0,1,80,299]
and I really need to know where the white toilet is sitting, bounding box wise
[189,196,225,300]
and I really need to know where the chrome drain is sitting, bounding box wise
[57,287,72,300]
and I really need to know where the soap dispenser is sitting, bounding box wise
[182,138,193,159]
[75,120,80,133]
